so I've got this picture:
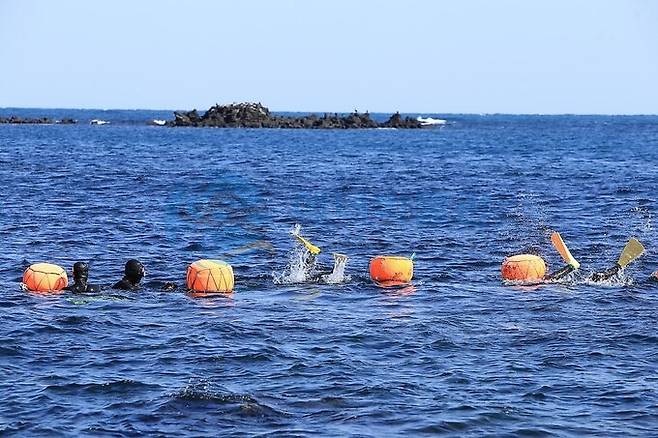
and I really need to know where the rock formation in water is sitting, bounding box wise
[168,102,422,129]
[0,116,77,124]
[380,112,424,129]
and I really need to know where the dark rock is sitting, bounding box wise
[381,112,422,129]
[167,102,424,129]
[0,116,55,124]
[171,109,201,126]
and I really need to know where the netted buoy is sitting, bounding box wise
[501,254,546,281]
[369,256,413,286]
[23,263,68,292]
[186,259,234,293]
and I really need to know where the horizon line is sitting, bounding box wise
[1,105,657,117]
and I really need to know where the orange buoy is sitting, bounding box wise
[369,255,413,286]
[501,254,546,281]
[23,263,68,292]
[186,259,234,293]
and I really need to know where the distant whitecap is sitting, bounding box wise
[417,116,447,126]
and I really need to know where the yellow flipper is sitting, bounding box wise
[617,238,644,268]
[293,234,321,255]
[550,231,580,270]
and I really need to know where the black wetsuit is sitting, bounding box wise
[590,264,621,282]
[66,281,101,293]
[112,259,145,290]
[112,277,140,291]
[544,264,575,281]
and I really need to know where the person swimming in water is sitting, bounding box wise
[64,262,101,293]
[112,259,145,290]
[545,234,646,283]
[290,225,348,283]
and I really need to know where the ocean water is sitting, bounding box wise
[0,109,657,436]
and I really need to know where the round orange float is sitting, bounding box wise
[186,259,234,293]
[369,255,413,286]
[501,254,546,281]
[23,263,68,292]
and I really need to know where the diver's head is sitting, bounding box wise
[124,259,145,284]
[72,261,89,283]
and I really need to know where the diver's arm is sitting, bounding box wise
[590,264,621,282]
[68,283,101,293]
[142,280,178,291]
[545,264,575,281]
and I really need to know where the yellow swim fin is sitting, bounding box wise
[617,238,644,268]
[292,233,321,255]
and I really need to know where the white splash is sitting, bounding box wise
[290,223,302,237]
[273,225,350,285]
[583,270,635,287]
[273,243,317,284]
[322,253,350,284]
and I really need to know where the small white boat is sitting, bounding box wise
[417,116,447,126]
[90,119,110,125]
[151,119,167,126]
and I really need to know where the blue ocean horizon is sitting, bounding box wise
[1,110,657,436]
[2,107,657,124]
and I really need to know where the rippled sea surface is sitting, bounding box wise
[1,109,657,436]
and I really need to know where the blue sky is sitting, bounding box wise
[1,0,656,113]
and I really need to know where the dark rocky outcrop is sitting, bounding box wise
[381,112,423,129]
[0,116,78,124]
[168,102,422,129]
[0,116,52,124]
